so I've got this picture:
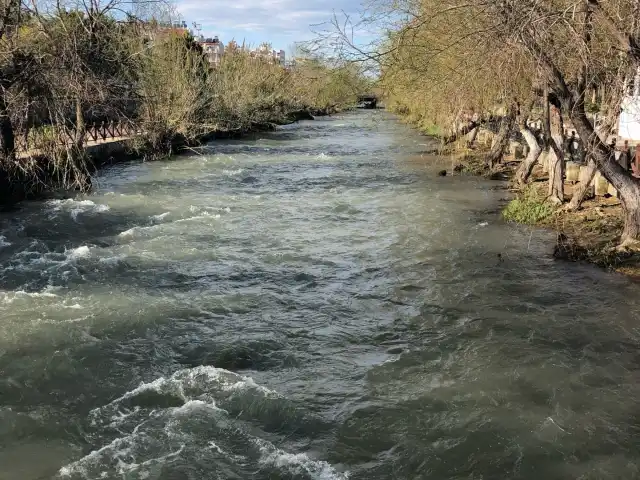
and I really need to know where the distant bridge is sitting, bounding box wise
[357,94,379,109]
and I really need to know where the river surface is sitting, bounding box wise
[1,111,640,480]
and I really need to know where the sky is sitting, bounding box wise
[175,0,367,54]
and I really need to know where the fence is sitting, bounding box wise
[15,120,143,153]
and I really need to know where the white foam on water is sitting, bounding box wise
[151,212,171,222]
[70,209,83,222]
[118,227,137,238]
[174,214,220,224]
[207,441,247,463]
[316,153,332,159]
[95,204,111,213]
[223,168,244,176]
[57,434,134,478]
[99,254,128,266]
[68,367,345,480]
[0,236,11,248]
[255,439,349,480]
[477,221,489,228]
[67,246,91,259]
[64,304,84,310]
[1,290,59,304]
[57,431,185,479]
[48,198,110,221]
[90,366,278,427]
[172,399,219,415]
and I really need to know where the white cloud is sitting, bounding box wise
[175,0,363,49]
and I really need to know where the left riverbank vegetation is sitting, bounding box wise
[0,0,370,204]
[327,0,640,272]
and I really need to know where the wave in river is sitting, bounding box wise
[47,199,111,221]
[57,366,348,480]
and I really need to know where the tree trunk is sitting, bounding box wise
[74,96,85,148]
[547,141,565,204]
[443,120,483,145]
[547,105,565,204]
[486,107,515,168]
[0,95,15,159]
[515,126,542,185]
[567,157,597,211]
[569,105,640,246]
[467,126,479,148]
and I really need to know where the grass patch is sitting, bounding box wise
[502,186,555,224]
[420,123,442,137]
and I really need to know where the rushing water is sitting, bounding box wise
[2,111,640,480]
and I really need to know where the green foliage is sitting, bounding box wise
[379,0,534,138]
[291,57,370,112]
[502,187,555,224]
[0,4,369,186]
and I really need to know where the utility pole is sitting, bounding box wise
[192,22,202,39]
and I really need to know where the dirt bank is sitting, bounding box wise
[448,147,640,279]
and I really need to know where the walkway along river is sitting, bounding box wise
[1,111,640,479]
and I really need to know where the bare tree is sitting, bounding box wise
[325,0,640,246]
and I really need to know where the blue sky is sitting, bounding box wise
[175,0,367,54]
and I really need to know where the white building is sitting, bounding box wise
[198,36,225,66]
[253,43,286,66]
[618,67,640,142]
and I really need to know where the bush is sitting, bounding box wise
[502,186,555,224]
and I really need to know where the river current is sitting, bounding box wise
[1,111,640,479]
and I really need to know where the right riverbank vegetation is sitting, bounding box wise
[327,0,640,274]
[0,0,369,203]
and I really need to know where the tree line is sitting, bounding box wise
[0,0,369,199]
[332,0,640,247]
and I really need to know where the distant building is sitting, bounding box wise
[192,33,287,68]
[198,35,225,66]
[619,67,640,142]
[250,43,286,65]
[226,40,241,53]
[159,20,189,36]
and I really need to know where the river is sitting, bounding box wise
[1,111,640,480]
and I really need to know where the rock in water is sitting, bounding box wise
[438,170,447,177]
[553,233,572,260]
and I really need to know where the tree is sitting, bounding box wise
[493,0,640,245]
[328,0,640,246]
[0,0,24,158]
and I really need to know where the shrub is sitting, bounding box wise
[502,186,555,224]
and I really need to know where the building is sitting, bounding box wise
[618,67,640,142]
[192,34,288,68]
[158,21,189,36]
[252,43,286,65]
[198,35,225,66]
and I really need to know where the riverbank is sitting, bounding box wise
[449,146,640,278]
[506,169,640,278]
[0,107,344,208]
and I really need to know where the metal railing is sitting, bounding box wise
[15,120,143,153]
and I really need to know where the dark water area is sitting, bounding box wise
[1,111,640,480]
